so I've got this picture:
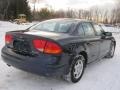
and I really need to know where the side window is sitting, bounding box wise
[82,22,95,37]
[93,24,103,36]
[77,24,85,37]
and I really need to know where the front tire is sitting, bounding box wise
[63,54,85,83]
[105,42,115,58]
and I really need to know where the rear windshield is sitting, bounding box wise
[29,20,76,33]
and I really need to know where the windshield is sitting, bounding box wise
[29,20,76,33]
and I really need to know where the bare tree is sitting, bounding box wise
[114,0,120,23]
[30,0,43,19]
[3,0,10,20]
[66,8,75,18]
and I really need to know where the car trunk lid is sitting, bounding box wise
[5,30,65,56]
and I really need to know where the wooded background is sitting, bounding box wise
[0,0,120,24]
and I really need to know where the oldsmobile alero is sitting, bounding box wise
[1,19,116,83]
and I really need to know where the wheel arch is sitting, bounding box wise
[69,51,88,67]
[111,38,116,47]
[113,40,116,47]
[79,51,88,67]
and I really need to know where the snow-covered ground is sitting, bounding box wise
[101,24,120,33]
[0,21,120,90]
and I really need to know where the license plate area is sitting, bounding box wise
[13,39,31,56]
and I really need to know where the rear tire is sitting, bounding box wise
[63,54,86,83]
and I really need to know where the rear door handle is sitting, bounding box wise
[86,42,94,45]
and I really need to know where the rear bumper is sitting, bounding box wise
[1,46,70,76]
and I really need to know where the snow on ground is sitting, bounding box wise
[0,21,120,90]
[101,25,120,33]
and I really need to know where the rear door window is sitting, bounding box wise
[82,22,95,37]
[77,24,85,37]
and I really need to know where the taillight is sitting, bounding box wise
[33,39,62,54]
[33,39,47,52]
[44,41,62,54]
[5,34,13,44]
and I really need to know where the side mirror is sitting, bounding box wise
[101,32,112,39]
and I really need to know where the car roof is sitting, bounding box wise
[46,18,93,23]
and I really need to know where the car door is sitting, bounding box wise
[81,22,100,63]
[93,24,111,58]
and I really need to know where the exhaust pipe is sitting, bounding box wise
[7,64,11,67]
